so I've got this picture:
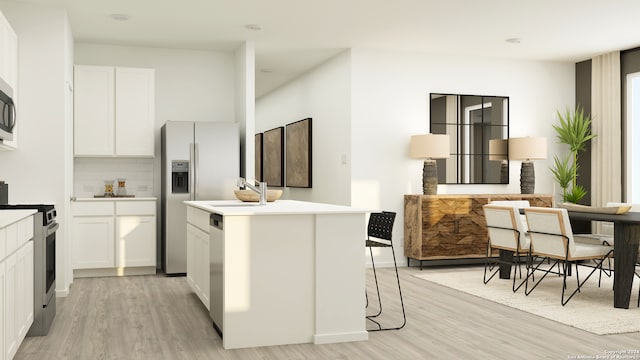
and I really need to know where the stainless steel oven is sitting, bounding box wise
[0,203,57,336]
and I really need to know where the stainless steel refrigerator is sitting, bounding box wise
[161,120,239,275]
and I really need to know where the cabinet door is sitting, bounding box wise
[116,215,156,267]
[186,223,209,309]
[115,67,155,157]
[186,223,197,289]
[72,216,115,269]
[0,261,5,360]
[73,65,115,156]
[4,253,16,360]
[196,229,209,309]
[16,241,33,339]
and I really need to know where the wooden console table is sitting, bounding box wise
[404,194,552,268]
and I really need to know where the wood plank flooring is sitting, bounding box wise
[15,266,640,359]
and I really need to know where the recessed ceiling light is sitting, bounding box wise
[110,13,130,21]
[245,24,262,31]
[505,38,521,44]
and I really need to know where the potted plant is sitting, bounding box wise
[549,106,596,203]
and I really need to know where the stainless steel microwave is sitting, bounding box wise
[0,77,16,142]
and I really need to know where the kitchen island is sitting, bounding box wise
[184,199,369,350]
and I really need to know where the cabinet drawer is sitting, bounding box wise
[116,201,156,216]
[72,201,115,216]
[187,206,210,232]
[0,227,6,260]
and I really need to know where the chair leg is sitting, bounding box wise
[367,247,383,318]
[366,245,407,331]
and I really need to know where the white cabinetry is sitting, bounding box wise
[74,65,155,157]
[115,201,156,267]
[1,213,34,360]
[72,200,156,277]
[186,206,210,310]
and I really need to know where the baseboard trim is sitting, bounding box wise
[313,331,368,344]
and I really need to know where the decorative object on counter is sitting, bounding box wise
[549,106,596,203]
[410,133,450,195]
[508,136,547,194]
[285,118,312,188]
[263,126,284,187]
[116,178,127,196]
[489,139,509,184]
[234,189,283,202]
[104,180,115,196]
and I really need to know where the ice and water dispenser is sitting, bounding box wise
[171,161,189,193]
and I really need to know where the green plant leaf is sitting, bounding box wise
[564,185,587,204]
[550,155,573,189]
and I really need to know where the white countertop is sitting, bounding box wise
[73,197,157,202]
[184,199,369,216]
[0,209,37,228]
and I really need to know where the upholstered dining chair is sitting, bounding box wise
[483,204,531,292]
[524,207,614,306]
[365,211,406,331]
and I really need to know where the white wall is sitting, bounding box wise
[0,2,74,294]
[350,48,575,265]
[257,48,574,267]
[256,51,351,205]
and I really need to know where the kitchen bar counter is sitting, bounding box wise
[184,199,366,215]
[184,199,369,349]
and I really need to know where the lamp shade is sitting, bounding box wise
[410,134,450,159]
[508,137,547,161]
[488,139,508,161]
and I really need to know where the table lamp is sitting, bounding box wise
[508,137,547,194]
[410,134,450,195]
[489,139,508,184]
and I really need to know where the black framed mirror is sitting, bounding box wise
[429,93,509,184]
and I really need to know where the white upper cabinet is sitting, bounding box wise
[115,67,155,156]
[0,11,17,90]
[74,65,155,157]
[74,65,115,156]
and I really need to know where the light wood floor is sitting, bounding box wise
[15,266,640,360]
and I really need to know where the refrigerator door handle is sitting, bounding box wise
[194,142,200,200]
[189,142,195,201]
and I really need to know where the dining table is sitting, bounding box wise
[500,208,640,309]
[565,210,640,309]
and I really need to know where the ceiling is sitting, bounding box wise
[11,0,640,98]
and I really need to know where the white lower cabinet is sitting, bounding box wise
[72,216,115,269]
[116,216,156,267]
[186,207,210,310]
[72,200,156,277]
[186,223,209,310]
[1,213,34,360]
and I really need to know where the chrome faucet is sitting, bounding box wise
[237,178,267,205]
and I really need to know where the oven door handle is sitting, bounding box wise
[46,222,59,236]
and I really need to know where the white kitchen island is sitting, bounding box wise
[183,199,369,350]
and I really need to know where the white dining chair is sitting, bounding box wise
[524,207,614,306]
[483,204,531,292]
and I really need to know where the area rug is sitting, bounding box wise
[413,267,640,335]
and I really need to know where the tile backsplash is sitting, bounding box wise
[74,158,154,198]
